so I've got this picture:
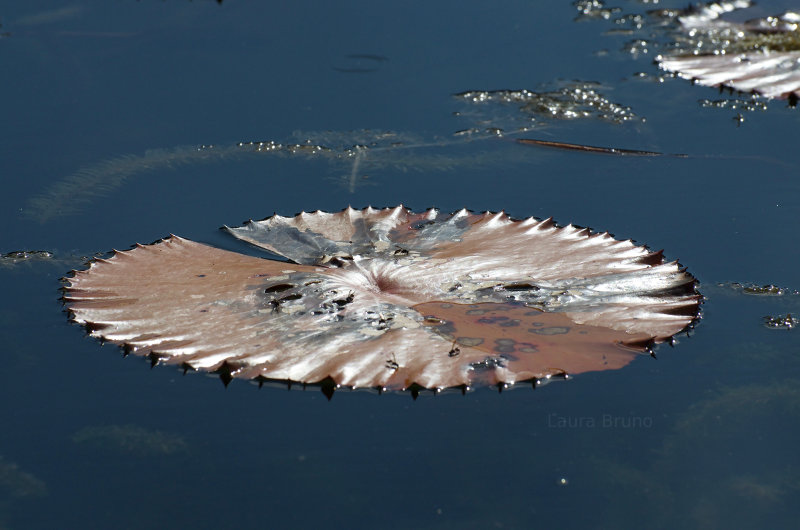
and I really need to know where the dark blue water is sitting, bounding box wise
[2,1,798,528]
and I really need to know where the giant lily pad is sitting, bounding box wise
[65,206,700,396]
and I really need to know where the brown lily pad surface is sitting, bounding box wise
[660,51,800,102]
[65,206,700,395]
[657,6,800,103]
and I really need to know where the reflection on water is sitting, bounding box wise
[0,457,47,500]
[24,81,641,221]
[72,424,188,457]
[653,380,800,528]
[0,456,47,530]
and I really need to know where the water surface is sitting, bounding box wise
[1,1,798,528]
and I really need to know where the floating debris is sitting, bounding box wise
[0,250,54,266]
[763,314,798,330]
[723,282,800,297]
[517,138,685,157]
[698,97,769,112]
[64,206,700,397]
[0,249,107,269]
[573,0,622,22]
[454,82,640,124]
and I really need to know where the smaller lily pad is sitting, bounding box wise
[657,5,800,103]
[660,51,800,103]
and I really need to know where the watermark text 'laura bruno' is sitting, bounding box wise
[547,413,653,429]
